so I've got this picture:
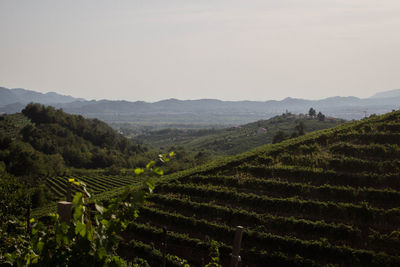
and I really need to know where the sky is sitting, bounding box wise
[1,0,400,102]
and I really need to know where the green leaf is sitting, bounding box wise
[101,219,109,227]
[56,233,63,245]
[86,224,94,242]
[37,241,44,253]
[169,151,176,157]
[133,209,140,219]
[145,161,155,169]
[61,222,69,233]
[73,205,84,221]
[153,167,163,176]
[97,247,107,260]
[31,255,39,264]
[72,192,83,206]
[75,221,86,237]
[134,168,144,175]
[145,179,155,193]
[121,221,127,230]
[63,236,69,245]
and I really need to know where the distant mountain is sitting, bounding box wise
[0,86,85,107]
[1,86,399,124]
[53,95,399,124]
[0,87,20,106]
[370,89,400,99]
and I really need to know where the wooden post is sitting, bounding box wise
[230,226,243,267]
[162,227,167,267]
[57,180,73,223]
[57,201,72,223]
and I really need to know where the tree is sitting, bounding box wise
[317,111,326,121]
[308,108,316,117]
[294,121,305,136]
[0,169,30,221]
[272,131,289,144]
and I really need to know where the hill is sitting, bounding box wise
[371,88,400,99]
[0,86,84,107]
[121,110,400,266]
[2,86,400,125]
[0,104,152,208]
[135,112,345,156]
[54,94,400,123]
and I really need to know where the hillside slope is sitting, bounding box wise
[135,113,345,155]
[124,111,400,266]
[0,103,149,177]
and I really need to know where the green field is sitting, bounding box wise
[120,111,400,266]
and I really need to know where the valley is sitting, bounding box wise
[1,103,400,266]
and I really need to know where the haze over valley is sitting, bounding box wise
[1,86,399,128]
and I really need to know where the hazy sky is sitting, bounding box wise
[1,0,399,101]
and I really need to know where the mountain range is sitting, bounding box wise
[1,86,399,126]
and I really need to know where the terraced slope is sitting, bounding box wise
[46,174,142,199]
[125,111,400,266]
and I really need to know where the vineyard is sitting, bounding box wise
[121,111,400,266]
[46,173,142,199]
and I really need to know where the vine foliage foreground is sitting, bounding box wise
[0,152,205,266]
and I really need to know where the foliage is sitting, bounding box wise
[0,103,157,213]
[0,139,65,177]
[317,112,325,121]
[293,121,305,137]
[0,156,168,266]
[19,103,148,169]
[0,170,30,221]
[204,240,221,267]
[272,130,289,144]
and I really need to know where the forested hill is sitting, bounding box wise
[135,112,345,155]
[0,103,148,178]
[129,110,400,266]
